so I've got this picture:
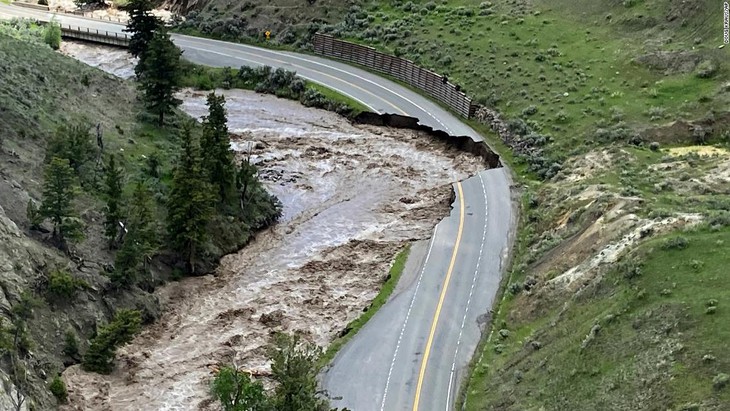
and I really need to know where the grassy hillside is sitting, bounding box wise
[467,224,730,410]
[456,134,730,409]
[0,32,159,409]
[175,0,352,46]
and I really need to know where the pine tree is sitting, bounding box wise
[82,309,141,374]
[103,155,124,248]
[112,182,158,287]
[46,123,95,174]
[40,157,83,245]
[201,92,236,205]
[123,0,162,58]
[167,123,215,274]
[137,29,182,126]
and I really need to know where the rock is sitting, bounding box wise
[259,309,285,327]
[633,51,701,75]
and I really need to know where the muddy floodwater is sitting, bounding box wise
[60,43,484,410]
[60,42,137,79]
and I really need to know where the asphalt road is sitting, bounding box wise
[0,5,515,410]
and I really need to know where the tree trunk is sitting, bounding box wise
[240,183,248,212]
[158,110,164,127]
[187,241,195,274]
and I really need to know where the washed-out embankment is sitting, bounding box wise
[352,112,502,170]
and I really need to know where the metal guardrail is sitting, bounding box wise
[313,33,477,119]
[60,24,129,47]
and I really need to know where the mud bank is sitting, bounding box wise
[61,88,486,410]
[353,112,502,169]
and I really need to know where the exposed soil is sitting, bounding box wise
[60,88,484,410]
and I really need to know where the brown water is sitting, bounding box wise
[60,43,484,410]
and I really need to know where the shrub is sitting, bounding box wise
[554,110,569,123]
[692,125,708,144]
[594,123,633,143]
[221,66,233,90]
[522,105,538,116]
[63,329,80,360]
[695,60,718,78]
[647,106,667,121]
[661,236,689,250]
[27,199,43,230]
[49,376,67,403]
[713,373,729,391]
[82,309,142,374]
[689,259,704,270]
[195,73,215,90]
[212,366,268,410]
[508,282,523,295]
[47,270,89,301]
[649,142,660,151]
[619,259,642,280]
[43,22,61,50]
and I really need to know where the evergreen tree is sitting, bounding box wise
[46,123,95,174]
[82,309,141,374]
[123,0,162,58]
[112,182,158,287]
[167,124,215,274]
[137,29,182,126]
[103,155,124,248]
[62,329,80,361]
[40,157,83,245]
[201,92,236,205]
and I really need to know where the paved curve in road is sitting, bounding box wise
[0,5,514,410]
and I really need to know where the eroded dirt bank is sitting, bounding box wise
[61,88,484,410]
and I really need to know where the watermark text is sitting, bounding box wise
[724,2,729,44]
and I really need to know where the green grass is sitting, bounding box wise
[465,226,730,410]
[319,244,411,368]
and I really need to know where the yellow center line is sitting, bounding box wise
[176,37,408,115]
[412,182,465,411]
